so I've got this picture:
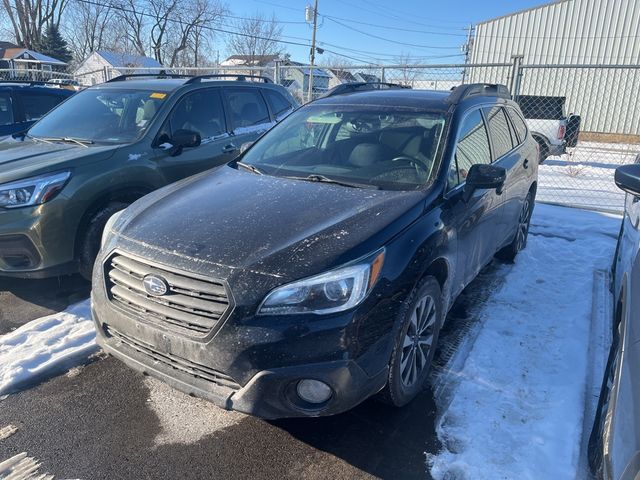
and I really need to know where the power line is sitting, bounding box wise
[333,0,469,30]
[320,14,467,37]
[324,16,462,50]
[69,0,381,63]
[344,0,472,26]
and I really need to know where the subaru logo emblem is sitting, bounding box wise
[143,274,169,296]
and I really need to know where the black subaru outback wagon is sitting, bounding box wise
[92,83,538,419]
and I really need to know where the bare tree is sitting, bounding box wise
[1,0,68,49]
[65,0,117,62]
[394,52,421,87]
[113,0,147,56]
[226,13,284,63]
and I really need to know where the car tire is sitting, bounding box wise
[497,190,534,263]
[379,276,443,407]
[534,136,549,163]
[78,202,128,280]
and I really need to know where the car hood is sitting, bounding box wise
[0,139,120,182]
[115,166,426,284]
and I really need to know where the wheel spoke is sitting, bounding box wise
[403,335,413,349]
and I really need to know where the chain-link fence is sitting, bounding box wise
[0,68,78,83]
[2,60,638,214]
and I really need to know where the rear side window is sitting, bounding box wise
[507,108,528,143]
[264,89,292,117]
[450,109,492,187]
[224,88,270,130]
[20,92,65,121]
[167,89,226,141]
[484,106,515,160]
[0,93,13,125]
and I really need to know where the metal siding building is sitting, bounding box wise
[468,0,640,137]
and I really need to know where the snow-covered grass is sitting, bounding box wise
[428,204,620,480]
[538,141,639,214]
[0,299,96,396]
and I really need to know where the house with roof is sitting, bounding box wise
[74,50,163,85]
[354,72,380,83]
[221,55,281,68]
[327,69,357,89]
[280,61,331,98]
[0,41,67,79]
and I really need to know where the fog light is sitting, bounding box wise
[296,379,332,404]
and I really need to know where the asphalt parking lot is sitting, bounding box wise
[0,264,507,480]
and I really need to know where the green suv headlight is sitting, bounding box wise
[0,172,71,209]
[258,249,385,315]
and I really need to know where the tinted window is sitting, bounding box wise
[450,109,492,187]
[484,106,514,160]
[264,89,292,117]
[225,88,270,130]
[29,89,165,143]
[168,89,226,141]
[21,92,64,121]
[0,93,13,125]
[241,105,446,191]
[507,108,528,143]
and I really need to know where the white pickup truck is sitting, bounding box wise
[515,95,581,163]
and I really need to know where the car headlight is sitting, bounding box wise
[259,249,385,315]
[101,210,125,248]
[0,171,71,209]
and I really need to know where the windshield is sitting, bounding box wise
[241,104,447,190]
[28,88,167,143]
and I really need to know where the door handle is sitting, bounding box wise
[222,143,237,153]
[523,159,529,169]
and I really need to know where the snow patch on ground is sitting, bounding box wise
[428,204,620,480]
[0,299,96,396]
[538,141,639,214]
[0,452,53,479]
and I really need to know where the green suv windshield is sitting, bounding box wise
[29,89,166,143]
[241,104,447,190]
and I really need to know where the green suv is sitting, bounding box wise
[0,74,297,279]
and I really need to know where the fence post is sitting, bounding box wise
[509,54,524,97]
[381,66,386,83]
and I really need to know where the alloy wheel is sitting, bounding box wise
[400,294,437,387]
[516,194,532,252]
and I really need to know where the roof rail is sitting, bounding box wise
[448,83,511,104]
[321,82,410,98]
[0,80,62,86]
[185,74,272,84]
[106,73,192,83]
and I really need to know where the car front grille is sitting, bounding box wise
[106,326,240,391]
[105,252,231,336]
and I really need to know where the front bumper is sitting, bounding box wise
[0,199,77,277]
[96,315,388,419]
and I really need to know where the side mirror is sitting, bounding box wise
[463,163,507,202]
[240,141,254,154]
[615,164,640,198]
[167,129,201,156]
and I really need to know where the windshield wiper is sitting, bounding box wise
[235,161,263,175]
[37,136,94,148]
[285,174,377,189]
[26,134,55,145]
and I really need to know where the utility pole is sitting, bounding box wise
[307,0,319,103]
[461,23,474,84]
